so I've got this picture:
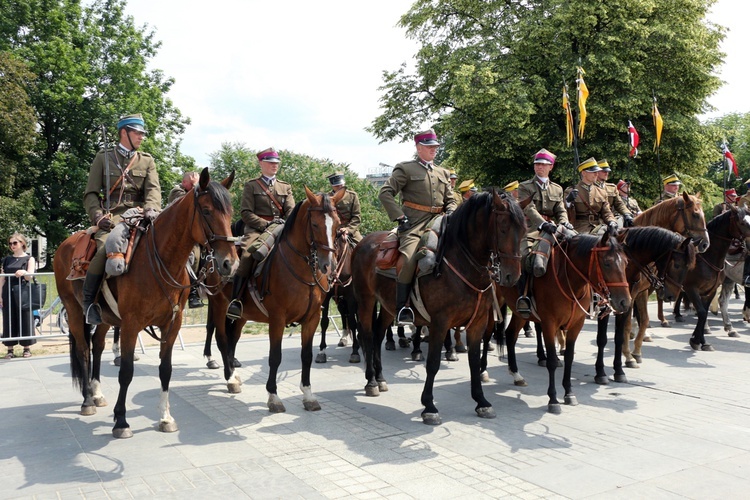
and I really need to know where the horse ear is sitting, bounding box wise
[199,167,210,190]
[222,170,235,190]
[304,185,317,205]
[332,186,346,204]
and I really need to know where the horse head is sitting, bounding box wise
[593,232,632,314]
[490,188,527,287]
[303,186,345,277]
[190,167,238,277]
[729,205,750,240]
[679,192,710,253]
[658,236,697,302]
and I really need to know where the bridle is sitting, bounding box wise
[673,197,709,247]
[486,195,523,282]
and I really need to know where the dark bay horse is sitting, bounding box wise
[498,232,631,414]
[676,207,750,351]
[210,187,345,413]
[316,231,361,364]
[351,189,526,425]
[594,227,696,384]
[53,168,237,438]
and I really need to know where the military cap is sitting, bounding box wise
[662,173,681,186]
[597,159,611,172]
[414,129,440,146]
[616,179,629,191]
[533,148,556,165]
[257,147,281,163]
[458,179,477,193]
[577,157,601,173]
[725,188,738,199]
[117,114,147,133]
[503,180,519,192]
[327,172,345,186]
[449,169,458,179]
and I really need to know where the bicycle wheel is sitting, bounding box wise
[57,306,69,335]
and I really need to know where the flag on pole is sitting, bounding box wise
[652,98,663,150]
[577,67,589,139]
[562,85,574,147]
[724,143,739,177]
[628,120,639,158]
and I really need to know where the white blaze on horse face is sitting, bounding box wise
[743,214,750,229]
[325,213,335,251]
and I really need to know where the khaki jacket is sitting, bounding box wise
[330,188,363,243]
[621,196,642,215]
[600,182,632,216]
[517,177,569,230]
[653,190,677,206]
[712,202,735,219]
[84,148,161,225]
[565,181,616,234]
[167,184,188,205]
[240,176,295,239]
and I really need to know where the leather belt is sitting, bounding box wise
[121,193,144,203]
[403,201,444,214]
[258,215,274,221]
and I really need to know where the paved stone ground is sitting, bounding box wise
[4,298,750,499]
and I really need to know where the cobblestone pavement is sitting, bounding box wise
[4,298,750,499]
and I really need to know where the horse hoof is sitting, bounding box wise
[625,359,638,368]
[614,373,628,383]
[537,359,546,367]
[480,371,490,383]
[675,316,684,323]
[689,340,701,351]
[113,356,121,367]
[594,375,609,385]
[303,400,322,411]
[422,413,442,425]
[227,383,242,394]
[455,344,467,353]
[349,354,361,363]
[476,406,496,419]
[112,427,133,439]
[701,344,715,352]
[159,420,178,433]
[660,320,670,327]
[728,330,740,338]
[487,342,495,352]
[267,399,286,413]
[232,358,241,368]
[514,379,528,387]
[548,403,562,414]
[385,340,396,351]
[206,360,220,369]
[633,354,642,364]
[398,338,411,348]
[643,335,653,342]
[365,384,380,397]
[524,331,533,338]
[93,397,108,408]
[564,395,578,406]
[445,350,459,362]
[80,405,96,416]
[315,352,327,363]
[338,337,349,347]
[412,352,423,362]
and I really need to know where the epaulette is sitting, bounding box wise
[139,152,153,158]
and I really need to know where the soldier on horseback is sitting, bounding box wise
[327,172,362,245]
[595,160,634,228]
[82,113,162,325]
[653,173,682,205]
[617,179,642,216]
[565,157,618,236]
[167,171,203,309]
[378,129,456,326]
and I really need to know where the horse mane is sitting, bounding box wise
[278,192,335,242]
[444,189,526,243]
[204,180,233,214]
[706,208,731,232]
[623,226,686,257]
[634,194,702,225]
[568,233,621,260]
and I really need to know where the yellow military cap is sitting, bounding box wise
[503,180,519,192]
[577,157,601,173]
[458,179,476,193]
[449,169,458,179]
[597,159,611,172]
[662,173,681,186]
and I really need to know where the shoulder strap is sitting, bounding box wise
[255,179,284,213]
[108,153,139,196]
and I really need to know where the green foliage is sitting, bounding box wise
[369,0,724,205]
[0,0,190,266]
[208,143,392,234]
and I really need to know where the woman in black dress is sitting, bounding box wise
[0,233,36,358]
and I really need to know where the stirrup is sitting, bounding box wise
[515,296,531,319]
[188,292,204,309]
[226,300,243,321]
[85,303,102,326]
[396,306,415,327]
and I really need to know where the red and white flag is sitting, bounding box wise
[724,143,739,177]
[628,120,639,158]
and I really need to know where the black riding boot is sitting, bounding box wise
[188,277,203,309]
[82,272,104,325]
[515,273,531,319]
[227,277,247,320]
[395,282,415,326]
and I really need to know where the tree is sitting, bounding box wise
[0,0,190,263]
[369,0,724,204]
[209,143,392,235]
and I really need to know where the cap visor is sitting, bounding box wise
[418,140,440,146]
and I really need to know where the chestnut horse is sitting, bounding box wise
[210,187,345,413]
[499,232,631,414]
[351,189,526,425]
[53,168,237,438]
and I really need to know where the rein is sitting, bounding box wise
[672,197,709,244]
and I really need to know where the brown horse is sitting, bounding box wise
[499,232,631,414]
[53,168,237,438]
[210,187,345,413]
[351,189,526,425]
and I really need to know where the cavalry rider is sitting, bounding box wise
[595,160,634,227]
[327,172,363,245]
[503,180,519,199]
[82,113,162,325]
[712,188,738,219]
[616,179,642,216]
[167,171,203,309]
[450,170,462,206]
[379,128,456,326]
[227,147,295,320]
[653,173,682,205]
[564,157,618,235]
[457,179,478,202]
[515,148,575,316]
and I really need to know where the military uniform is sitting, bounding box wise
[452,188,463,207]
[712,202,735,219]
[621,196,642,215]
[653,190,677,206]
[565,181,616,234]
[600,183,632,217]
[167,183,188,205]
[330,188,363,244]
[518,176,569,258]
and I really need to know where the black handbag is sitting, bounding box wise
[11,279,48,311]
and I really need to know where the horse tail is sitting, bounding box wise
[69,322,93,390]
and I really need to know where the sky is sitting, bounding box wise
[123,0,750,178]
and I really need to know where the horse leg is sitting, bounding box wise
[505,314,526,386]
[453,327,467,353]
[360,302,381,396]
[337,298,350,347]
[346,295,361,363]
[90,323,109,407]
[373,310,390,392]
[467,319,495,419]
[445,328,458,361]
[112,325,141,438]
[398,325,410,348]
[300,315,322,411]
[719,280,739,337]
[421,322,449,425]
[411,326,423,362]
[594,314,610,385]
[612,311,628,383]
[266,321,287,413]
[385,326,396,351]
[534,322,555,366]
[316,293,331,363]
[744,286,750,322]
[657,296,669,327]
[112,326,121,366]
[217,311,244,394]
[70,317,97,415]
[628,292,648,366]
[203,303,220,369]
[480,310,497,382]
[689,291,714,351]
[541,319,564,414]
[156,321,181,433]
[561,321,584,408]
[673,292,684,323]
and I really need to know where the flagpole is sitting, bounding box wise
[627,119,632,183]
[723,140,729,193]
[652,92,661,195]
